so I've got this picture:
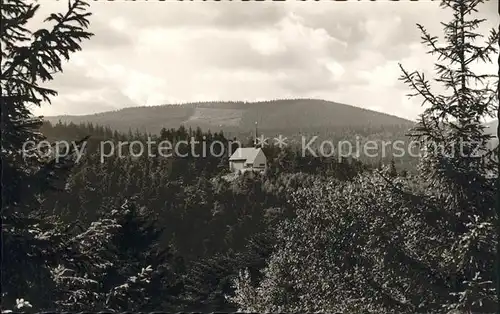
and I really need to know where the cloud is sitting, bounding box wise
[37,88,134,117]
[84,17,133,49]
[88,2,288,30]
[170,14,346,71]
[45,67,103,94]
[28,0,498,121]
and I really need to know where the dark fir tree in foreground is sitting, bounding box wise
[1,1,164,311]
[231,0,498,312]
[1,0,93,309]
[399,0,498,310]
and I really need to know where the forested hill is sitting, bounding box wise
[45,98,415,135]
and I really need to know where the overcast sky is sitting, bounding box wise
[31,0,498,120]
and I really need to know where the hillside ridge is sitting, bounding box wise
[45,98,415,135]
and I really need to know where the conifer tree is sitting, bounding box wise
[399,0,498,311]
[1,0,93,309]
[389,158,398,178]
[1,0,93,206]
[102,198,184,311]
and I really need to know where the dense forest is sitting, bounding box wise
[30,120,369,312]
[2,0,499,313]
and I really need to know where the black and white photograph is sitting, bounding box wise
[1,0,499,312]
